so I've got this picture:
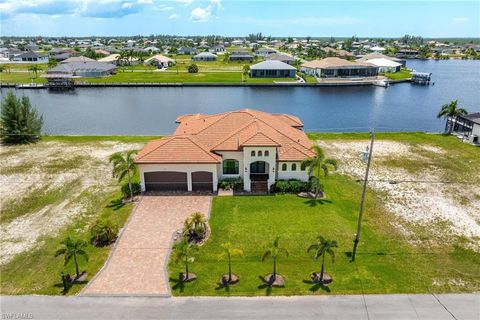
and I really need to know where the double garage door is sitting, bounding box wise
[144,171,213,191]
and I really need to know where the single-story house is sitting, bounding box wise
[397,49,419,58]
[135,109,315,193]
[229,52,254,62]
[52,53,71,62]
[192,52,217,61]
[250,60,296,78]
[178,47,198,55]
[143,46,160,53]
[144,54,175,68]
[11,51,48,63]
[365,58,402,73]
[255,48,277,57]
[266,53,295,65]
[47,61,117,78]
[301,57,378,78]
[450,112,480,145]
[356,52,406,67]
[209,46,226,54]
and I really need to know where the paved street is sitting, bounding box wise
[1,294,478,320]
[81,196,211,296]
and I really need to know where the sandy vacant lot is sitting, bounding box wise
[0,140,143,265]
[317,139,480,251]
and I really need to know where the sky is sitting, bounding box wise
[0,0,479,38]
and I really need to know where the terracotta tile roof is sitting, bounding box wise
[137,109,314,164]
[278,145,315,161]
[135,136,221,164]
[302,57,375,69]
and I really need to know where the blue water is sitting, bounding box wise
[1,59,479,135]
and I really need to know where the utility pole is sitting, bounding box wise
[351,128,375,262]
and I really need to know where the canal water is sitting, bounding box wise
[1,59,479,135]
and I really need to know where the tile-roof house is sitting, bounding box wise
[135,109,315,193]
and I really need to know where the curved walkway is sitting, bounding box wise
[81,195,211,296]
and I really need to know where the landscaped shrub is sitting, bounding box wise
[121,181,141,198]
[188,63,199,73]
[90,219,119,247]
[270,179,313,194]
[218,177,243,190]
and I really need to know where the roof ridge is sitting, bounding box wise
[135,137,172,161]
[280,144,313,158]
[182,136,221,162]
[209,118,258,150]
[241,131,281,146]
[252,116,311,148]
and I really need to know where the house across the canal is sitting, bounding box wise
[301,57,378,78]
[135,109,315,193]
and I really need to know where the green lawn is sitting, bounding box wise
[382,68,412,81]
[0,72,46,84]
[169,179,479,296]
[77,71,294,84]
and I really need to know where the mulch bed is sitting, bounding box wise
[311,272,333,285]
[261,274,285,287]
[219,274,240,286]
[180,272,197,282]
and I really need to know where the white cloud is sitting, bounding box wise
[176,0,193,6]
[190,0,221,22]
[169,13,180,19]
[452,17,469,24]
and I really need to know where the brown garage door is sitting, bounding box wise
[144,171,188,191]
[192,171,213,191]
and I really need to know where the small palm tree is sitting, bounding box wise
[302,146,338,199]
[218,242,243,283]
[55,236,88,279]
[242,65,250,82]
[173,237,198,281]
[184,212,208,241]
[109,150,138,200]
[262,237,289,282]
[28,65,42,78]
[307,236,337,282]
[437,100,468,133]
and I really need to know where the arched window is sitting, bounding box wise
[291,163,297,171]
[223,159,239,174]
[258,150,263,157]
[281,163,287,171]
[251,150,255,157]
[301,162,307,171]
[264,150,269,157]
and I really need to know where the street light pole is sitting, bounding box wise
[351,128,375,262]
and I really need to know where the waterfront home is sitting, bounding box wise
[301,57,378,78]
[450,113,480,145]
[47,61,116,77]
[135,109,314,193]
[356,52,406,67]
[178,47,198,55]
[11,51,48,63]
[192,52,217,61]
[250,60,296,78]
[266,53,295,65]
[364,58,402,73]
[209,46,226,54]
[229,52,254,62]
[397,49,419,58]
[255,48,277,57]
[144,54,174,68]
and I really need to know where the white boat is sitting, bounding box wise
[373,80,389,87]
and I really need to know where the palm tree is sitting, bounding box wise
[242,65,250,82]
[173,237,198,281]
[109,150,138,200]
[47,58,58,69]
[218,242,243,283]
[28,65,42,78]
[184,212,208,241]
[437,100,468,133]
[262,237,289,282]
[307,236,337,283]
[55,236,89,279]
[293,59,302,71]
[302,146,338,199]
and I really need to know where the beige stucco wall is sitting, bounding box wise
[277,161,310,181]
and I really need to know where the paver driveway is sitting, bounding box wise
[82,195,211,296]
